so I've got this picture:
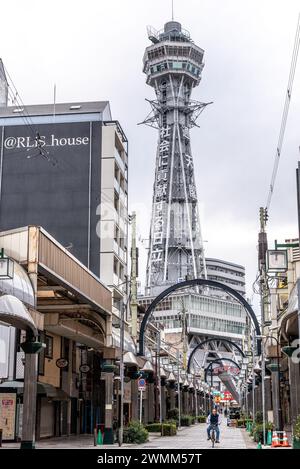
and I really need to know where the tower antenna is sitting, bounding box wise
[171,0,174,20]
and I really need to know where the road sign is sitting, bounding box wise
[138,378,146,391]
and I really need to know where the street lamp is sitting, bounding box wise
[176,349,181,428]
[112,298,126,447]
[264,335,283,432]
[0,254,14,279]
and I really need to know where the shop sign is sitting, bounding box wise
[124,381,131,403]
[56,358,69,369]
[0,392,16,440]
[79,364,90,373]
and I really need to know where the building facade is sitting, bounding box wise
[206,258,246,298]
[0,98,129,443]
[0,101,128,317]
[244,239,300,436]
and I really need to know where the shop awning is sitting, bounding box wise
[112,328,136,353]
[0,380,69,400]
[141,360,154,372]
[0,294,37,336]
[123,351,139,367]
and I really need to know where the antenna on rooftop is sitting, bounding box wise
[53,83,56,122]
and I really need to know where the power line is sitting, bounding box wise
[266,13,300,210]
[3,64,57,166]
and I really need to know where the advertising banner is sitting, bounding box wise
[0,392,17,440]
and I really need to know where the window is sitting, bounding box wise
[120,264,124,281]
[45,335,53,359]
[114,226,119,245]
[113,257,118,276]
[114,164,120,183]
[114,192,119,211]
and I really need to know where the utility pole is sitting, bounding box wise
[158,332,162,425]
[258,207,268,446]
[118,300,125,446]
[181,299,188,371]
[295,164,300,347]
[130,212,138,341]
[177,349,181,428]
[195,378,198,419]
[252,331,256,424]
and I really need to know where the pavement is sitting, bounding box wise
[0,422,258,450]
[136,422,257,449]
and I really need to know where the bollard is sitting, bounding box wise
[97,429,103,446]
[267,430,272,445]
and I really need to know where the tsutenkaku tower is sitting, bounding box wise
[143,21,210,296]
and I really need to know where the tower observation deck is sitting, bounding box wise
[143,21,211,296]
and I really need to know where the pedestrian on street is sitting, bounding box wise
[207,408,221,443]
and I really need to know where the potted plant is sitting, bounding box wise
[123,421,149,444]
[293,415,300,449]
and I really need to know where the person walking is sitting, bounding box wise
[207,408,221,443]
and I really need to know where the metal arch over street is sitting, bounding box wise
[187,338,245,374]
[204,357,241,383]
[138,278,261,356]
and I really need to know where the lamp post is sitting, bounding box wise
[157,331,162,425]
[264,335,283,432]
[176,349,181,428]
[261,350,266,446]
[252,331,256,424]
[118,300,125,446]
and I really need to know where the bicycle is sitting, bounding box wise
[209,425,218,448]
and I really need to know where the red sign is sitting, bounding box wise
[221,391,233,401]
[212,365,240,376]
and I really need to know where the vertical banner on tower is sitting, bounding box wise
[150,124,172,274]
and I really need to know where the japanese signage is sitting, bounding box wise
[150,124,172,268]
[0,392,16,440]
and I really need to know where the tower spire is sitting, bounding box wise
[0,59,8,107]
[143,21,211,296]
[172,0,174,20]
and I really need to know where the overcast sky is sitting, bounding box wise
[1,0,300,313]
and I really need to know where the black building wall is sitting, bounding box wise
[0,121,102,276]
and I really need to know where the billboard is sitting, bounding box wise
[0,121,102,276]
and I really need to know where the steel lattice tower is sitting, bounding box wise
[143,21,211,296]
